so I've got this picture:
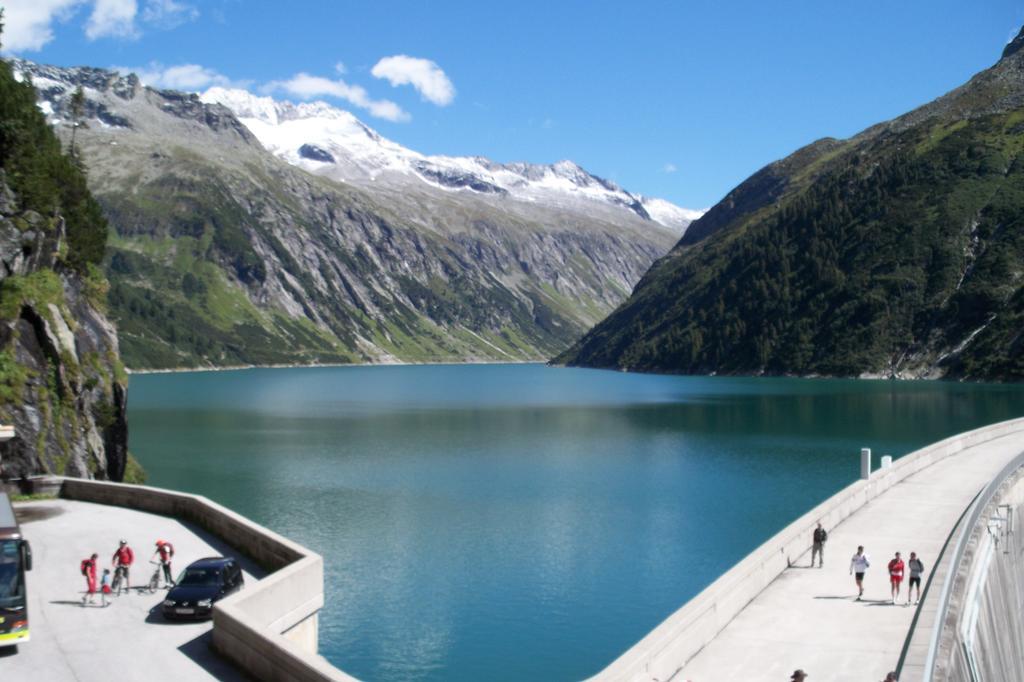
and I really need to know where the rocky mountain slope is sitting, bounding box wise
[16,60,683,369]
[558,28,1024,381]
[0,56,130,481]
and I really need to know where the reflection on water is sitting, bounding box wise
[128,365,1024,681]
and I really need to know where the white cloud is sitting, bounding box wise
[371,55,455,106]
[2,0,86,52]
[116,62,233,91]
[334,62,346,75]
[2,0,194,52]
[85,0,138,40]
[141,0,197,29]
[663,163,678,173]
[266,72,410,122]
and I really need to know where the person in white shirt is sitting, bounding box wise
[849,545,870,600]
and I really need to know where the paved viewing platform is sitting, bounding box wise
[2,498,263,681]
[675,431,1024,682]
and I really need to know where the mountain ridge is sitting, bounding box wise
[14,59,681,370]
[200,86,702,234]
[558,29,1024,381]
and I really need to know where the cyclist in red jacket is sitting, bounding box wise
[153,540,176,587]
[112,539,135,595]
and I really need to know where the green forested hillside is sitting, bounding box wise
[558,29,1024,381]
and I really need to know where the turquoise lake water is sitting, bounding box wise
[127,364,1024,681]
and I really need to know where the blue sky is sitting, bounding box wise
[4,1,1023,209]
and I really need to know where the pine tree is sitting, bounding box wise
[69,86,85,162]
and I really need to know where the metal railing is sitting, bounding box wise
[894,488,982,676]
[916,448,1024,681]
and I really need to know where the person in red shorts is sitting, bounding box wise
[100,568,112,607]
[80,553,98,606]
[888,551,905,605]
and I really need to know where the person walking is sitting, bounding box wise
[100,568,112,607]
[80,553,98,606]
[907,552,925,605]
[112,539,135,595]
[850,545,870,600]
[811,522,828,568]
[153,539,176,587]
[791,670,808,681]
[888,551,905,604]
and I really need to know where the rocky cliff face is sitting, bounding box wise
[17,61,679,369]
[0,174,128,480]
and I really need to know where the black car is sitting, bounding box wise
[161,557,244,620]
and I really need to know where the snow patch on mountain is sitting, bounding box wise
[201,87,702,233]
[639,197,708,234]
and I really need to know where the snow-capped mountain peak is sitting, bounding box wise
[203,87,281,124]
[201,87,702,233]
[638,197,708,232]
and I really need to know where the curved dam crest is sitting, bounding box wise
[601,417,1024,681]
[127,365,1024,681]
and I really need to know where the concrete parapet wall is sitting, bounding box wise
[59,478,358,682]
[60,479,303,570]
[589,417,1024,682]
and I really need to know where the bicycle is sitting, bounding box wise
[143,561,162,594]
[111,564,130,596]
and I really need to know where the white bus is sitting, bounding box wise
[0,492,32,647]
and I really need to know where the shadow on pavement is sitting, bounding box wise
[48,599,99,607]
[0,644,19,658]
[14,504,63,524]
[813,595,853,600]
[178,630,251,681]
[145,604,195,625]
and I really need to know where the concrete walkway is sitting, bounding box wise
[678,432,1024,682]
[1,499,263,682]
